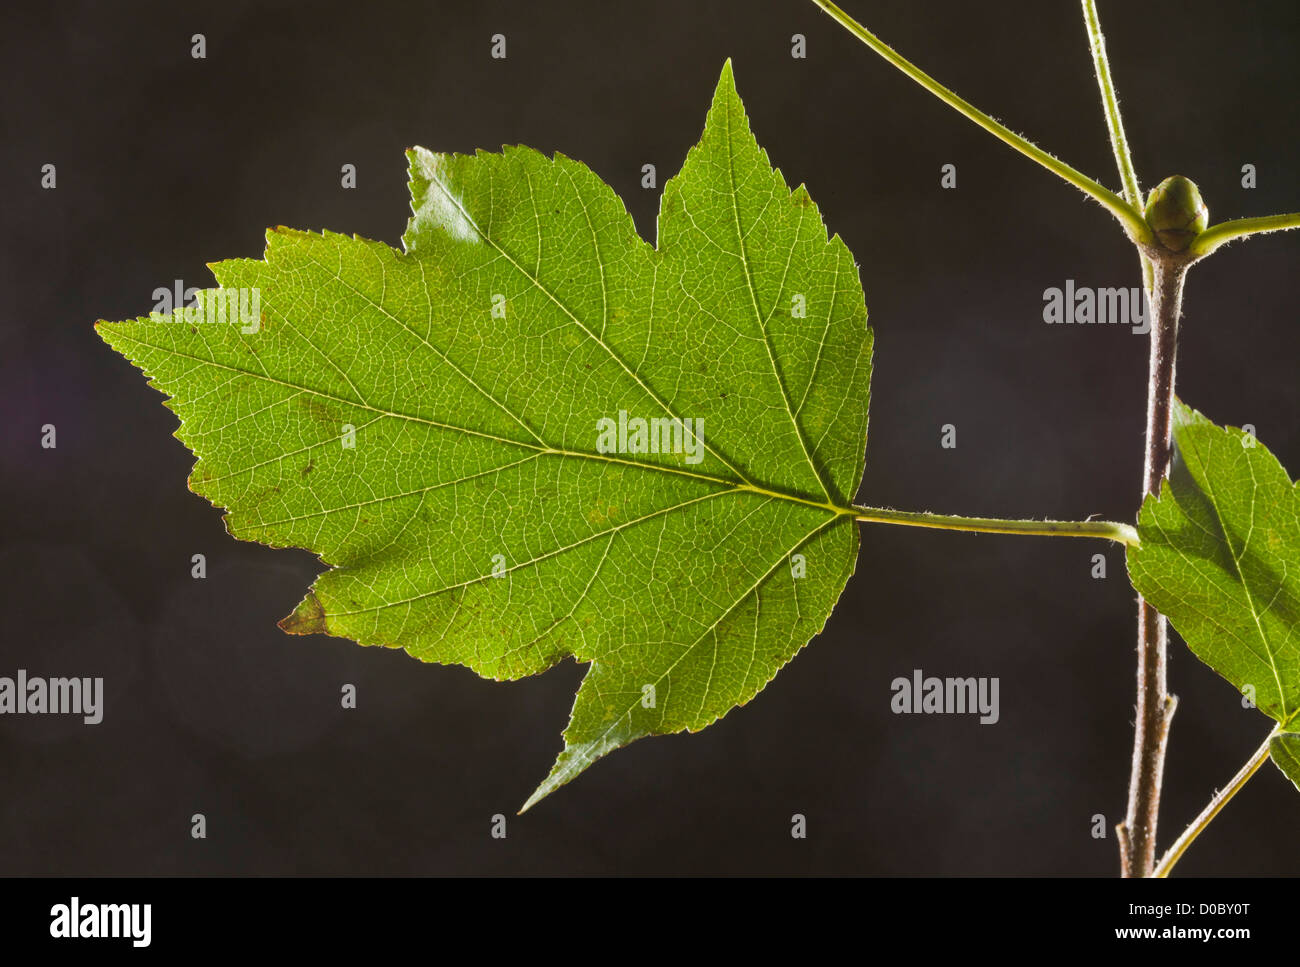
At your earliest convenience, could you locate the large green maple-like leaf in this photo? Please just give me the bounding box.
[96,62,872,808]
[1127,402,1300,787]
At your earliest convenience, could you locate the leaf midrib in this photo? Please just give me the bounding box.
[103,331,856,522]
[719,101,833,503]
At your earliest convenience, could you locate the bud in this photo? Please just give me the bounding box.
[1143,176,1208,253]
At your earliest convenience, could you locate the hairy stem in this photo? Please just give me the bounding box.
[807,0,1152,243]
[1081,0,1140,207]
[1152,728,1278,877]
[1190,211,1300,257]
[1120,256,1188,877]
[852,506,1137,545]
[1081,0,1153,294]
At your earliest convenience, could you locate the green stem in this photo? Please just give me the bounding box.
[1190,212,1300,257]
[852,505,1138,545]
[1081,0,1140,207]
[1151,728,1279,877]
[807,0,1152,244]
[1080,0,1154,294]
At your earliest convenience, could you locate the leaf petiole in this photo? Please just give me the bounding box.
[851,505,1138,545]
[1081,0,1154,294]
[1152,727,1280,877]
[1189,212,1300,257]
[807,0,1153,245]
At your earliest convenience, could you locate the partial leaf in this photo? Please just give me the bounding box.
[95,61,872,808]
[1269,733,1300,791]
[1127,402,1300,728]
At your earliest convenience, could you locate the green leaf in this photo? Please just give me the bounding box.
[1126,402,1300,728]
[1269,733,1300,791]
[95,61,872,809]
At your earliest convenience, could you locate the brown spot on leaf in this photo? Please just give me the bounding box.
[279,592,328,635]
[300,397,339,427]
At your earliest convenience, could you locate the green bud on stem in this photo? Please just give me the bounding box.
[1144,176,1208,253]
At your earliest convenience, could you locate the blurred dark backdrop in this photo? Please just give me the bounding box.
[1,0,1298,874]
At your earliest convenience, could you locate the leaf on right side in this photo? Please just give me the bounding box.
[1269,733,1300,792]
[1126,401,1300,787]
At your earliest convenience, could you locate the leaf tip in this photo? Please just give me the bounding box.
[1170,398,1217,453]
[405,145,433,169]
[517,785,548,815]
[717,57,736,90]
[279,591,329,636]
[519,741,592,814]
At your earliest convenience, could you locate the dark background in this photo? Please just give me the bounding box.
[2,0,1298,875]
